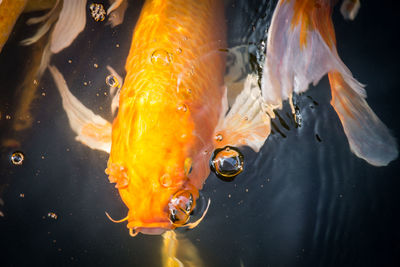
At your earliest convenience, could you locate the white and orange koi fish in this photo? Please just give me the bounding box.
[262,0,397,166]
[49,0,397,240]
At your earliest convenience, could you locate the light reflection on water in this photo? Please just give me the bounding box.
[0,1,399,266]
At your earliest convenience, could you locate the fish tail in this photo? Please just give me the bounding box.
[262,0,337,106]
[328,71,398,166]
[263,0,398,165]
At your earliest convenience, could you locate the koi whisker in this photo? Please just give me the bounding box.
[185,198,211,230]
[129,228,139,237]
[105,212,128,223]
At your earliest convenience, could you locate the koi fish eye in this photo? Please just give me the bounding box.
[210,146,244,182]
[168,190,195,226]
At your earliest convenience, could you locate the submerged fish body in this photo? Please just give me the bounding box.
[0,0,59,53]
[0,0,27,53]
[106,0,226,234]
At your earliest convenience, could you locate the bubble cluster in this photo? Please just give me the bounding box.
[47,212,58,220]
[89,3,106,22]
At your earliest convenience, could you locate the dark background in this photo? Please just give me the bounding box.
[0,1,399,266]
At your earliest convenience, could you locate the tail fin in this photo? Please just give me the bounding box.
[329,72,397,166]
[262,0,398,165]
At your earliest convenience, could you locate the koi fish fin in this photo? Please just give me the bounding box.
[263,0,397,165]
[161,231,204,267]
[20,0,60,46]
[21,0,85,75]
[107,0,128,27]
[262,0,338,107]
[50,0,87,53]
[25,0,60,25]
[214,74,271,152]
[329,72,398,166]
[48,65,112,153]
[340,0,360,20]
[106,65,123,116]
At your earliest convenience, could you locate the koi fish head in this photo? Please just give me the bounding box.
[105,159,200,236]
[105,93,206,236]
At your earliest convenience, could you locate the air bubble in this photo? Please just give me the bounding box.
[215,133,223,142]
[210,146,244,182]
[177,104,187,112]
[89,3,106,22]
[151,49,172,66]
[168,191,194,225]
[106,75,120,88]
[159,173,172,187]
[11,151,24,165]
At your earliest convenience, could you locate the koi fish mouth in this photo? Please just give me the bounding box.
[106,189,211,237]
[135,227,167,235]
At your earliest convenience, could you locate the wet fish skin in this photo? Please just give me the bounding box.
[107,0,226,234]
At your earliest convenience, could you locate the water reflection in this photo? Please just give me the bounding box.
[0,0,399,266]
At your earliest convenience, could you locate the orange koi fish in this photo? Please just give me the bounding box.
[49,0,397,238]
[50,0,269,236]
[106,0,228,235]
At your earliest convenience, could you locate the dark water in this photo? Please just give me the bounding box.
[0,1,399,266]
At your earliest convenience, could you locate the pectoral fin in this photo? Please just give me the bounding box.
[49,65,112,153]
[214,74,270,152]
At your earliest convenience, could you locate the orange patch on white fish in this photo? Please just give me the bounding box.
[263,0,397,166]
